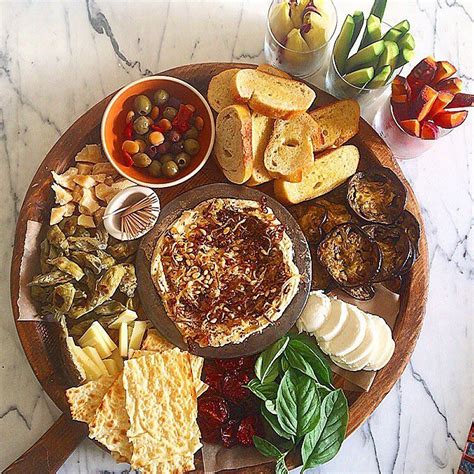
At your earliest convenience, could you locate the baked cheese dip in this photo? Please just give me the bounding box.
[151,198,300,347]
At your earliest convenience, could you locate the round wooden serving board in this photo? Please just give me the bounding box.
[9,63,428,473]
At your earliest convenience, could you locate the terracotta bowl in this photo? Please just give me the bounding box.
[101,76,215,188]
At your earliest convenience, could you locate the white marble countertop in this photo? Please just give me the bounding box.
[1,0,472,472]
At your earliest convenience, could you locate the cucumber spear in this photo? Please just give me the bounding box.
[377,41,399,72]
[349,11,365,50]
[333,14,355,74]
[396,47,415,69]
[344,67,375,87]
[367,65,391,88]
[346,40,385,73]
[398,32,415,51]
[358,14,382,50]
[369,0,387,21]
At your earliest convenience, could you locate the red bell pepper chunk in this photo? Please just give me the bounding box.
[124,122,133,139]
[122,151,134,167]
[172,104,194,133]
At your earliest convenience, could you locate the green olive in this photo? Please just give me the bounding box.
[183,138,200,156]
[176,152,191,169]
[159,153,174,164]
[134,95,152,115]
[133,116,150,135]
[132,152,152,168]
[153,89,170,106]
[148,160,162,177]
[162,160,179,178]
[162,106,178,121]
[184,126,199,139]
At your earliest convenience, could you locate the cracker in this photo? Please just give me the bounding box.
[142,454,195,474]
[123,350,201,469]
[66,375,115,424]
[141,330,175,352]
[88,374,133,462]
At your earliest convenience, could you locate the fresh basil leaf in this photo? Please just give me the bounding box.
[294,373,321,437]
[280,355,290,372]
[276,456,289,474]
[265,399,278,415]
[262,401,292,440]
[255,337,289,383]
[253,436,283,459]
[286,338,332,386]
[301,388,349,469]
[276,369,298,437]
[246,379,279,401]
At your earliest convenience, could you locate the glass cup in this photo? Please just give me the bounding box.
[325,23,404,108]
[264,0,338,78]
[372,98,452,160]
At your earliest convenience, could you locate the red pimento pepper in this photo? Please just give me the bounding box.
[172,104,194,133]
[122,150,134,167]
[124,122,133,139]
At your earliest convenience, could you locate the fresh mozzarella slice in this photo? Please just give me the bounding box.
[329,354,359,372]
[296,290,331,333]
[334,311,377,365]
[314,298,347,343]
[364,316,395,371]
[319,305,367,356]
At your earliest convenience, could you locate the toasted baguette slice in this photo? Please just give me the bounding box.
[309,99,360,152]
[231,69,316,119]
[207,68,241,113]
[246,113,274,187]
[256,64,292,79]
[215,105,253,184]
[264,113,322,183]
[274,145,360,204]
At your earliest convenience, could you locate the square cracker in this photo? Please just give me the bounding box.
[66,375,115,424]
[123,349,201,469]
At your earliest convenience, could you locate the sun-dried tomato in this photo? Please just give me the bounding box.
[215,357,245,372]
[172,104,193,133]
[198,417,220,443]
[221,420,239,448]
[236,415,264,447]
[203,363,224,394]
[222,370,252,403]
[198,396,229,426]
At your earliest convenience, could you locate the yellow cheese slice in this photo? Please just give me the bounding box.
[119,322,128,358]
[108,310,138,330]
[103,359,120,376]
[73,346,103,381]
[129,321,147,352]
[83,346,110,376]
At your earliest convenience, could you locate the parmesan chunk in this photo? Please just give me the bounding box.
[79,188,100,215]
[75,144,103,163]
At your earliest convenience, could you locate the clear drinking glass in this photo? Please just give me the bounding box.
[372,98,452,160]
[325,22,404,108]
[264,0,338,78]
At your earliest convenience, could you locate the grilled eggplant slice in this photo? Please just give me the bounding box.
[347,168,407,224]
[362,224,411,281]
[317,223,381,287]
[298,204,327,243]
[310,247,334,291]
[318,199,354,233]
[340,284,375,301]
[396,210,420,259]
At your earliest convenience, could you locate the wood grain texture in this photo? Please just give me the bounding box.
[9,63,428,473]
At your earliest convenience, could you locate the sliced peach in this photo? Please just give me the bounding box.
[400,119,421,137]
[392,102,410,121]
[435,77,463,95]
[407,56,437,93]
[446,93,474,109]
[432,110,468,129]
[420,122,439,140]
[392,76,411,102]
[431,61,456,84]
[426,91,454,119]
[411,85,438,121]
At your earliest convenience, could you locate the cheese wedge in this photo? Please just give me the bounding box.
[314,299,348,342]
[103,359,120,376]
[73,346,103,381]
[83,346,110,376]
[119,322,128,358]
[319,305,366,356]
[109,349,124,370]
[79,322,116,357]
[334,313,376,366]
[364,316,395,370]
[296,291,331,333]
[129,321,147,351]
[108,309,138,330]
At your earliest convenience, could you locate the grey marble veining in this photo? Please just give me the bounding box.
[0,0,472,473]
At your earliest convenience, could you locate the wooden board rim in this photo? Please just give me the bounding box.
[9,62,429,472]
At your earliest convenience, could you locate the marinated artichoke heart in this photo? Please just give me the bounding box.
[151,198,300,347]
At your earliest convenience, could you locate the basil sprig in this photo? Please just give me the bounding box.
[251,334,349,472]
